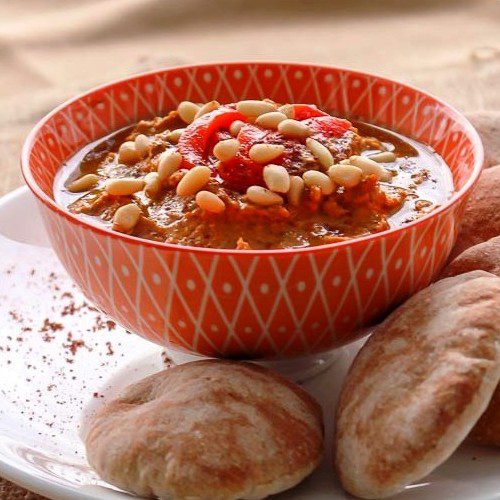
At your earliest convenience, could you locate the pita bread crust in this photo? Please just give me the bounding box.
[451,165,500,259]
[466,112,500,168]
[439,238,500,447]
[441,236,500,279]
[85,360,323,500]
[334,271,500,499]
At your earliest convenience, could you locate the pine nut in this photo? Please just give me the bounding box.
[306,138,334,170]
[177,101,200,124]
[255,111,288,129]
[213,139,240,162]
[347,155,391,181]
[176,165,211,196]
[158,150,182,183]
[246,186,283,206]
[263,164,290,193]
[144,172,160,197]
[277,119,311,138]
[194,100,220,120]
[367,151,397,163]
[67,173,99,192]
[229,120,245,136]
[195,190,226,214]
[134,134,150,157]
[112,203,142,233]
[167,128,185,143]
[328,164,363,188]
[236,100,276,117]
[302,170,334,195]
[105,177,145,196]
[277,104,294,118]
[118,141,140,163]
[288,175,305,206]
[249,143,285,163]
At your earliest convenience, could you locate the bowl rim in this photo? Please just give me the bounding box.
[21,61,484,256]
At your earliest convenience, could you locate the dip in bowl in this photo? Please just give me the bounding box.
[22,62,483,359]
[55,101,452,250]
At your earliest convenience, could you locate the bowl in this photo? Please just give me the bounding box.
[21,62,483,359]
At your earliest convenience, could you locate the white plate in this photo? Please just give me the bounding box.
[0,187,498,500]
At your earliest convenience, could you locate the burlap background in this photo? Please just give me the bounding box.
[0,0,498,497]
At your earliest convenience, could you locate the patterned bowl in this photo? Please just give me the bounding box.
[22,62,483,359]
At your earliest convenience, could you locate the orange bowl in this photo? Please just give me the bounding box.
[21,62,483,359]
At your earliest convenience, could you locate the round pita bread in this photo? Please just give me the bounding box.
[441,235,500,279]
[451,165,500,259]
[334,271,500,499]
[469,385,500,447]
[85,360,323,499]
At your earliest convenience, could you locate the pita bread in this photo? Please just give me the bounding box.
[439,238,500,447]
[441,236,500,279]
[451,165,500,259]
[334,271,500,499]
[85,360,323,500]
[469,385,500,447]
[466,111,500,168]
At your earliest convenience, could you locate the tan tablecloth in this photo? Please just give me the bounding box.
[0,0,499,497]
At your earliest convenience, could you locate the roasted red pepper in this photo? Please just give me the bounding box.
[178,103,353,192]
[218,124,274,190]
[303,115,353,141]
[290,104,329,120]
[178,107,246,169]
